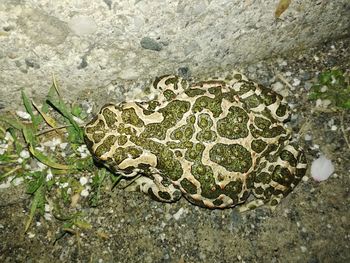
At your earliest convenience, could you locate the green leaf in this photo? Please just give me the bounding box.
[89,169,107,207]
[7,127,23,154]
[343,101,350,109]
[29,145,71,170]
[22,124,37,147]
[71,105,82,117]
[73,156,94,171]
[67,125,83,144]
[319,72,332,85]
[24,175,46,233]
[1,118,68,169]
[21,90,34,118]
[46,95,83,142]
[308,92,319,101]
[32,101,57,128]
[26,171,45,194]
[41,83,57,114]
[0,116,25,130]
[0,154,13,162]
[21,90,42,128]
[74,219,92,230]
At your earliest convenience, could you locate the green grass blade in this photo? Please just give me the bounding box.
[29,145,71,170]
[41,83,58,114]
[21,90,35,119]
[22,124,37,146]
[24,181,45,233]
[21,90,42,128]
[0,116,25,130]
[46,95,83,141]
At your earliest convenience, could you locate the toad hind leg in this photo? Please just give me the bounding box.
[127,175,182,203]
[239,144,307,212]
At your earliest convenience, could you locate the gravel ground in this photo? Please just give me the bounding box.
[0,36,349,263]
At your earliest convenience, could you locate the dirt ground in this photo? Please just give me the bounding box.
[0,37,349,263]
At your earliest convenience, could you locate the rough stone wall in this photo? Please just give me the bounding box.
[0,0,349,109]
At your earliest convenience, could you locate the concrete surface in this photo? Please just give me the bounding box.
[0,0,349,110]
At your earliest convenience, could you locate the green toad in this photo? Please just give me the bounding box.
[84,73,307,211]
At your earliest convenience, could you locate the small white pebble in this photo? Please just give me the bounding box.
[302,175,309,182]
[304,134,312,141]
[0,176,14,189]
[285,71,292,77]
[0,143,8,154]
[271,81,284,91]
[44,213,52,221]
[19,149,30,159]
[331,77,338,84]
[320,85,328,92]
[316,99,322,107]
[300,246,307,253]
[42,138,62,150]
[271,82,289,97]
[313,55,320,62]
[311,155,334,181]
[16,111,31,120]
[36,161,47,171]
[17,157,23,164]
[327,119,334,126]
[60,182,69,188]
[80,189,89,197]
[13,177,23,186]
[77,144,90,158]
[80,176,88,186]
[77,145,88,153]
[35,146,45,152]
[281,61,287,66]
[173,207,186,220]
[80,152,89,158]
[315,99,331,108]
[4,132,13,141]
[86,104,93,114]
[292,78,301,86]
[44,204,51,212]
[322,99,332,107]
[46,169,53,181]
[59,142,68,149]
[312,144,320,150]
[27,232,36,238]
[331,125,337,131]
